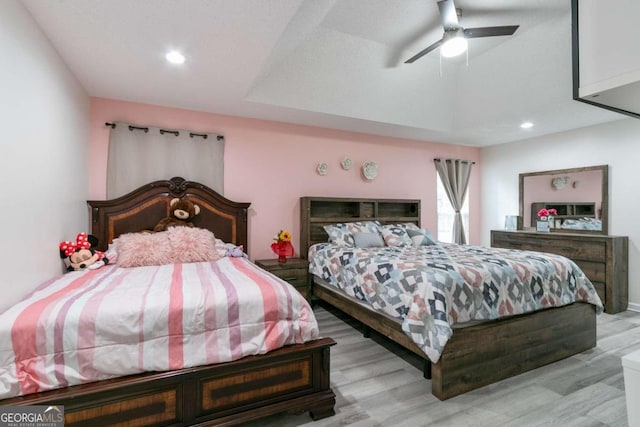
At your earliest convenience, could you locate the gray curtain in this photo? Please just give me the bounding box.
[107,122,224,198]
[434,158,473,244]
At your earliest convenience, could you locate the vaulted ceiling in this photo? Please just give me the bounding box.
[22,0,622,146]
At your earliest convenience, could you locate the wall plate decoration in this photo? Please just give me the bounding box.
[551,176,569,190]
[341,157,352,170]
[361,161,378,180]
[316,162,328,176]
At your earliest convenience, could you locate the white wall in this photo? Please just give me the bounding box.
[578,0,640,91]
[481,117,640,310]
[0,1,89,313]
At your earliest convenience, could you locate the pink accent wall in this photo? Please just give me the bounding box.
[89,98,481,260]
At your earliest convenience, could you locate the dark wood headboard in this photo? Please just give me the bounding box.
[299,197,421,258]
[88,177,251,251]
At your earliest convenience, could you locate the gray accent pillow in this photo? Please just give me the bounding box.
[353,231,385,248]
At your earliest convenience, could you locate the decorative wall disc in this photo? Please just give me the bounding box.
[316,162,328,176]
[551,176,569,190]
[361,161,378,180]
[341,157,353,170]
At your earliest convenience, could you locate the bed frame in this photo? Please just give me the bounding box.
[1,178,336,426]
[300,196,597,400]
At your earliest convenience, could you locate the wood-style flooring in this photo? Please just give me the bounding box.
[247,302,640,427]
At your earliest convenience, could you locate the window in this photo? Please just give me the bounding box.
[436,174,469,243]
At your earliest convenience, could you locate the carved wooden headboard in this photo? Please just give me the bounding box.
[88,177,250,251]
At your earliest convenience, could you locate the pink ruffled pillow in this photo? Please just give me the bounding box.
[117,227,220,268]
[166,227,220,263]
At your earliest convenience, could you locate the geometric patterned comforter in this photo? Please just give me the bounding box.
[309,242,603,363]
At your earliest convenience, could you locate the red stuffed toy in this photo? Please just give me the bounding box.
[59,233,109,272]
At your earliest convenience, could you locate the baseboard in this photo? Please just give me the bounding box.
[627,302,640,313]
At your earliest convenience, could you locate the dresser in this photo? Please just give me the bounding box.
[255,258,310,302]
[491,230,628,313]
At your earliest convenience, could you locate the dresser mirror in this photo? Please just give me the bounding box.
[519,165,608,234]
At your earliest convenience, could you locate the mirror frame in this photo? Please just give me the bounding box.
[518,165,609,235]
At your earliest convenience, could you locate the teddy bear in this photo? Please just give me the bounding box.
[59,233,109,272]
[154,198,201,232]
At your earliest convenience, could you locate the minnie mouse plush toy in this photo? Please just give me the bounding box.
[59,233,109,272]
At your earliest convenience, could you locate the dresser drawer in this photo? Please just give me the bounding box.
[270,268,307,284]
[574,260,606,283]
[254,258,311,302]
[492,234,605,262]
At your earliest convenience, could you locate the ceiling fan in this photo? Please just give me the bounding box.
[405,0,519,63]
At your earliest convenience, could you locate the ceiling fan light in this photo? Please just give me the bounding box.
[165,50,185,65]
[441,35,467,58]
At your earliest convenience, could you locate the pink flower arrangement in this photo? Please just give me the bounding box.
[537,208,558,221]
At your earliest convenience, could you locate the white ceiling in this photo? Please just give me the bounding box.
[22,0,623,147]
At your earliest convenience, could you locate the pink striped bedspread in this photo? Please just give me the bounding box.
[0,257,319,399]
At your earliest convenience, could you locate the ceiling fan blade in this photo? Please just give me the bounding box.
[404,38,443,63]
[463,25,519,38]
[437,0,460,30]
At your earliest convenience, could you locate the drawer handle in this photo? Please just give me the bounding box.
[282,276,298,281]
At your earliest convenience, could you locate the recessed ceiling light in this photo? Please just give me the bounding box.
[520,121,534,129]
[165,50,185,65]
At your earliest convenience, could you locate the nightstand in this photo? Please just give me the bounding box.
[255,258,310,302]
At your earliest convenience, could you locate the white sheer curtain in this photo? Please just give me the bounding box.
[434,158,473,244]
[106,122,224,198]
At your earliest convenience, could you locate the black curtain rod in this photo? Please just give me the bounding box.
[105,122,149,133]
[434,158,476,164]
[105,122,223,140]
[190,132,208,139]
[129,125,149,133]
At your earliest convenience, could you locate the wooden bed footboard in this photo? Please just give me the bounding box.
[432,301,596,400]
[1,338,336,426]
[313,278,596,400]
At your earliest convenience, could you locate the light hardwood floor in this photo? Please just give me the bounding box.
[248,302,640,427]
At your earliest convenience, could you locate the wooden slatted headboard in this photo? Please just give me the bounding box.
[299,196,421,258]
